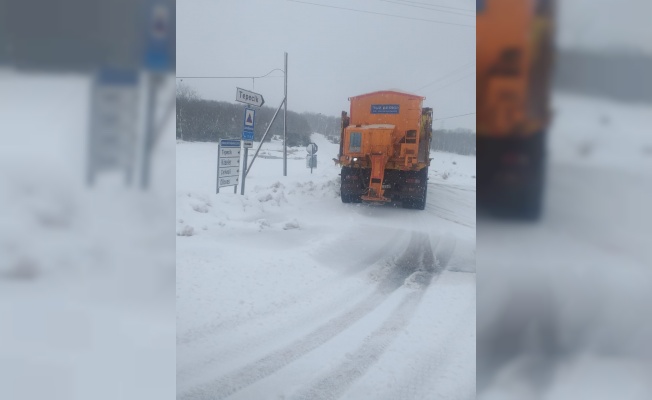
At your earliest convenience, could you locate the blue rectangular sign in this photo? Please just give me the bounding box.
[371,104,400,114]
[220,139,241,148]
[242,129,254,141]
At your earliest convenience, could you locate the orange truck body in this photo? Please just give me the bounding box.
[477,0,555,218]
[337,90,433,209]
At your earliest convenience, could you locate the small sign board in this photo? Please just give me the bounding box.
[244,109,255,127]
[242,108,255,141]
[219,166,239,177]
[242,129,254,141]
[371,104,400,114]
[236,87,265,107]
[306,154,317,169]
[243,140,253,148]
[218,176,239,187]
[87,67,139,186]
[306,143,318,154]
[144,1,171,71]
[219,147,241,158]
[217,139,242,192]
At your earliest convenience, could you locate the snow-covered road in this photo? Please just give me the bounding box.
[176,134,476,399]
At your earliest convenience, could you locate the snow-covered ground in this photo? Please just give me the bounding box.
[176,133,476,399]
[0,70,176,400]
[477,93,652,399]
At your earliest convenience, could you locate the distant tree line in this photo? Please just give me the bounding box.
[176,84,314,146]
[431,128,476,156]
[176,84,475,155]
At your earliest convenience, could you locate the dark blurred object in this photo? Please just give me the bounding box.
[0,0,175,71]
[0,1,176,399]
[476,0,555,219]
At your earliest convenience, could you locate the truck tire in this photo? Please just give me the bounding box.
[340,167,363,204]
[402,168,428,210]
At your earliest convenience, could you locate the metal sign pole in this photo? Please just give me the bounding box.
[141,72,159,189]
[216,142,220,194]
[241,143,248,195]
[283,52,288,177]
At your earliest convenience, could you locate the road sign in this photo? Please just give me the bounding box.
[220,139,241,148]
[219,147,241,158]
[244,109,255,127]
[217,139,242,192]
[219,157,238,167]
[218,176,239,187]
[236,87,265,107]
[243,140,253,148]
[306,154,317,172]
[242,130,254,141]
[219,166,239,177]
[306,143,318,154]
[144,1,171,71]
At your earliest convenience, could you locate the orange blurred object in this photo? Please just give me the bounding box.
[477,0,555,219]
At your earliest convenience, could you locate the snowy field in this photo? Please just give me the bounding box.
[0,70,176,400]
[176,133,476,399]
[477,93,652,399]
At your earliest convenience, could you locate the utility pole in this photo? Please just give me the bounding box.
[283,52,288,176]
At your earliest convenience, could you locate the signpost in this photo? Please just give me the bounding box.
[306,142,318,174]
[236,87,263,195]
[141,0,173,189]
[217,139,241,193]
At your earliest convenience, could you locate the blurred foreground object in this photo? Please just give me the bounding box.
[0,0,175,399]
[477,1,652,399]
[477,0,555,219]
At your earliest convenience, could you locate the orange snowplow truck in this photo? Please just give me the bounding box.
[337,90,433,209]
[477,0,555,219]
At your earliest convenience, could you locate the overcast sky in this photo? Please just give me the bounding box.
[176,0,476,131]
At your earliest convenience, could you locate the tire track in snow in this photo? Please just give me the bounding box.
[177,279,374,384]
[177,230,406,347]
[288,236,458,400]
[178,232,437,400]
[376,297,475,400]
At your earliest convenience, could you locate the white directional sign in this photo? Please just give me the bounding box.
[217,139,241,192]
[219,147,241,158]
[243,140,253,148]
[218,176,239,187]
[219,157,238,167]
[236,87,265,107]
[219,166,239,177]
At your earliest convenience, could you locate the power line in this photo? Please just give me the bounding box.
[433,112,475,121]
[415,61,474,92]
[428,70,474,92]
[286,0,475,28]
[379,0,475,17]
[392,0,475,12]
[177,68,285,79]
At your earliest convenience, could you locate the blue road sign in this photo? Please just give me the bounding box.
[242,108,255,141]
[220,139,241,148]
[242,129,254,141]
[144,1,172,71]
